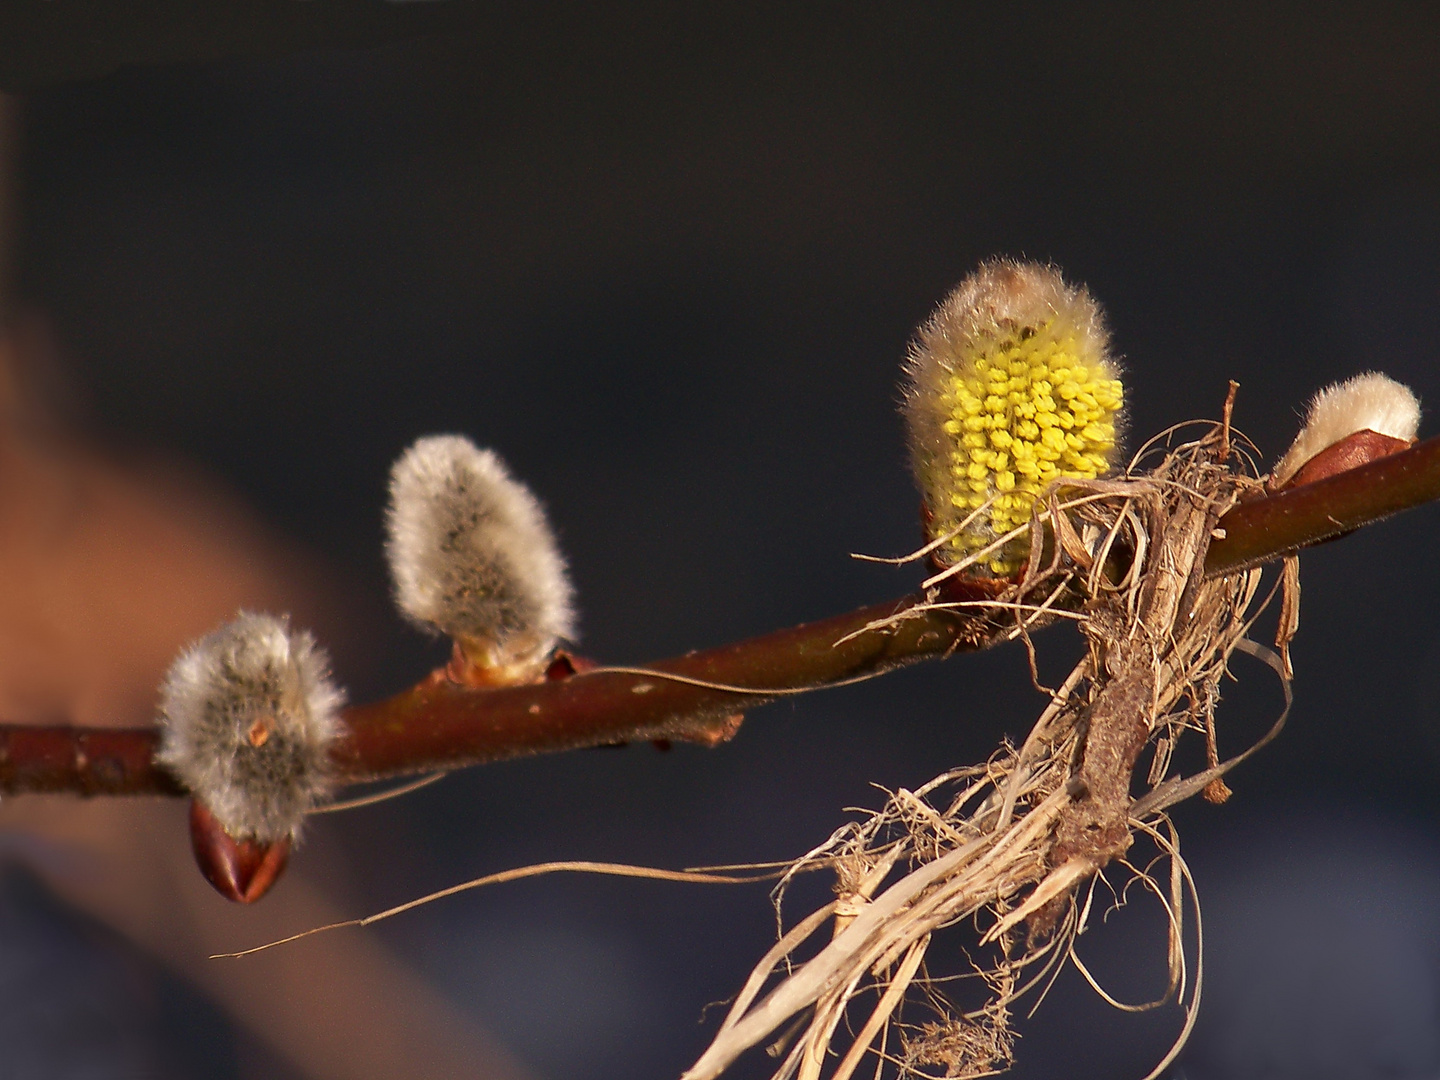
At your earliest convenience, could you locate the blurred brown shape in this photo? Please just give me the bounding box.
[0,92,533,1080]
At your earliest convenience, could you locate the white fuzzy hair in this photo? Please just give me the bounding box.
[385,436,576,669]
[156,612,345,843]
[1271,372,1420,486]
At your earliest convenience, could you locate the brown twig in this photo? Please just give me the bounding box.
[5,430,1440,799]
[1204,430,1440,575]
[0,726,180,795]
[334,594,999,781]
[0,595,1002,796]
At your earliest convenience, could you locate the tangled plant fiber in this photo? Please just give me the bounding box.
[684,412,1294,1080]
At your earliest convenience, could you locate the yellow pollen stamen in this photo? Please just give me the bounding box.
[903,260,1127,576]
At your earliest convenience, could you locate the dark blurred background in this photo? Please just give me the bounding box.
[3,3,1440,1078]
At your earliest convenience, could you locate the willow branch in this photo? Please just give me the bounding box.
[334,596,996,781]
[0,597,999,797]
[1204,432,1440,575]
[6,431,1440,799]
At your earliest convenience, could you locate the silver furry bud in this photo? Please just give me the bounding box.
[385,435,576,678]
[156,613,344,843]
[1271,372,1420,487]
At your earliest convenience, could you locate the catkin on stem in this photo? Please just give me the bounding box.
[903,260,1126,575]
[1271,372,1420,486]
[386,435,576,681]
[156,612,344,843]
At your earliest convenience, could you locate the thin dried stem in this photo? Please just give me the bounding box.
[212,860,777,959]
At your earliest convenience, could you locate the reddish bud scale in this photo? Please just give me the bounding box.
[544,649,598,680]
[933,572,1018,606]
[920,500,1029,601]
[1278,428,1414,490]
[189,799,291,903]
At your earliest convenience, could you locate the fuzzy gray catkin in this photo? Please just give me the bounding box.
[156,612,345,843]
[385,435,576,676]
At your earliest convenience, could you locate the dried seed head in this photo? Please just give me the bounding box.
[385,435,576,678]
[157,613,344,843]
[903,259,1126,574]
[1271,372,1420,486]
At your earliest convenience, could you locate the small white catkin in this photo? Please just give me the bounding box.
[385,435,576,672]
[156,612,345,843]
[1271,372,1421,485]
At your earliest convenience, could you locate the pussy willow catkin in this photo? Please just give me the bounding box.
[157,612,344,843]
[386,435,576,679]
[903,260,1125,575]
[1270,371,1420,487]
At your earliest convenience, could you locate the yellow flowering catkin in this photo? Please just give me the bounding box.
[903,260,1125,575]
